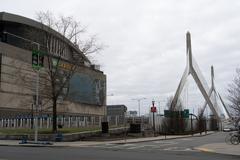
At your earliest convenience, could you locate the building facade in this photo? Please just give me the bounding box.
[107,105,127,125]
[0,12,106,128]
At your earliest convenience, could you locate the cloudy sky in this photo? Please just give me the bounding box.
[1,0,240,115]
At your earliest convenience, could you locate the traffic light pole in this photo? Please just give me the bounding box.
[153,111,155,134]
[151,101,156,136]
[34,43,40,143]
[2,31,41,143]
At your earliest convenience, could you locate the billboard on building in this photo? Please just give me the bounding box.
[68,73,106,106]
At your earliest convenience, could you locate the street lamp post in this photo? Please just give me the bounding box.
[157,100,166,115]
[132,98,146,117]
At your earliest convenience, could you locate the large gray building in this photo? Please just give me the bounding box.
[0,12,106,128]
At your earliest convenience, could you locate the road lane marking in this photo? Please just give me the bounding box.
[93,142,199,152]
[159,143,178,147]
[153,141,176,144]
[120,144,136,147]
[153,141,178,146]
[179,138,194,141]
[163,147,196,152]
[195,147,215,153]
[93,143,136,149]
[105,144,115,146]
[128,145,156,150]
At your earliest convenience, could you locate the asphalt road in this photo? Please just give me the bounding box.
[0,132,239,160]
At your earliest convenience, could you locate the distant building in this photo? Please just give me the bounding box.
[127,111,138,117]
[107,105,127,125]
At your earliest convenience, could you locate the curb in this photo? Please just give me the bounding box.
[194,147,240,157]
[0,143,57,148]
[0,143,72,148]
[0,132,215,147]
[112,132,215,144]
[194,143,240,156]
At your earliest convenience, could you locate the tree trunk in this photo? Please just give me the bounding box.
[52,99,57,133]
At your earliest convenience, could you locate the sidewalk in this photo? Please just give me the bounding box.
[0,132,213,147]
[195,143,240,156]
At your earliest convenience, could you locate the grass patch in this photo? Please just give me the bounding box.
[0,127,101,135]
[0,125,125,135]
[0,128,34,135]
[59,127,101,134]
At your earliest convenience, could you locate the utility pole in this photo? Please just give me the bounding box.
[132,98,146,117]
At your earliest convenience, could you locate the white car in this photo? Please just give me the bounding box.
[223,125,237,132]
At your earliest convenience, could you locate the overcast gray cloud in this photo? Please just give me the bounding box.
[1,0,240,115]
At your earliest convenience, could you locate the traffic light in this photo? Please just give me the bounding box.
[32,51,38,67]
[32,50,44,69]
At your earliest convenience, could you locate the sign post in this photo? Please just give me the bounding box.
[151,101,157,135]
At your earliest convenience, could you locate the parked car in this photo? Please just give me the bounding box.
[223,125,237,132]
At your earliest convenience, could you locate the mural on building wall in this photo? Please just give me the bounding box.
[68,73,106,106]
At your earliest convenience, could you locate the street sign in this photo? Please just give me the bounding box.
[164,109,189,118]
[164,110,170,117]
[182,109,189,118]
[151,106,157,113]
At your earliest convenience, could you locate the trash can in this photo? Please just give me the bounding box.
[20,135,28,144]
[101,122,109,133]
[130,123,141,133]
[55,132,63,142]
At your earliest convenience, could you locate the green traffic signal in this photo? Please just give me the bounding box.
[32,50,45,69]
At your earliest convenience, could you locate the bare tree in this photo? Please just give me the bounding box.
[228,68,240,117]
[36,11,103,56]
[33,11,103,133]
[166,96,183,111]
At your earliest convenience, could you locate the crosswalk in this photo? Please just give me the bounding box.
[92,139,197,152]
